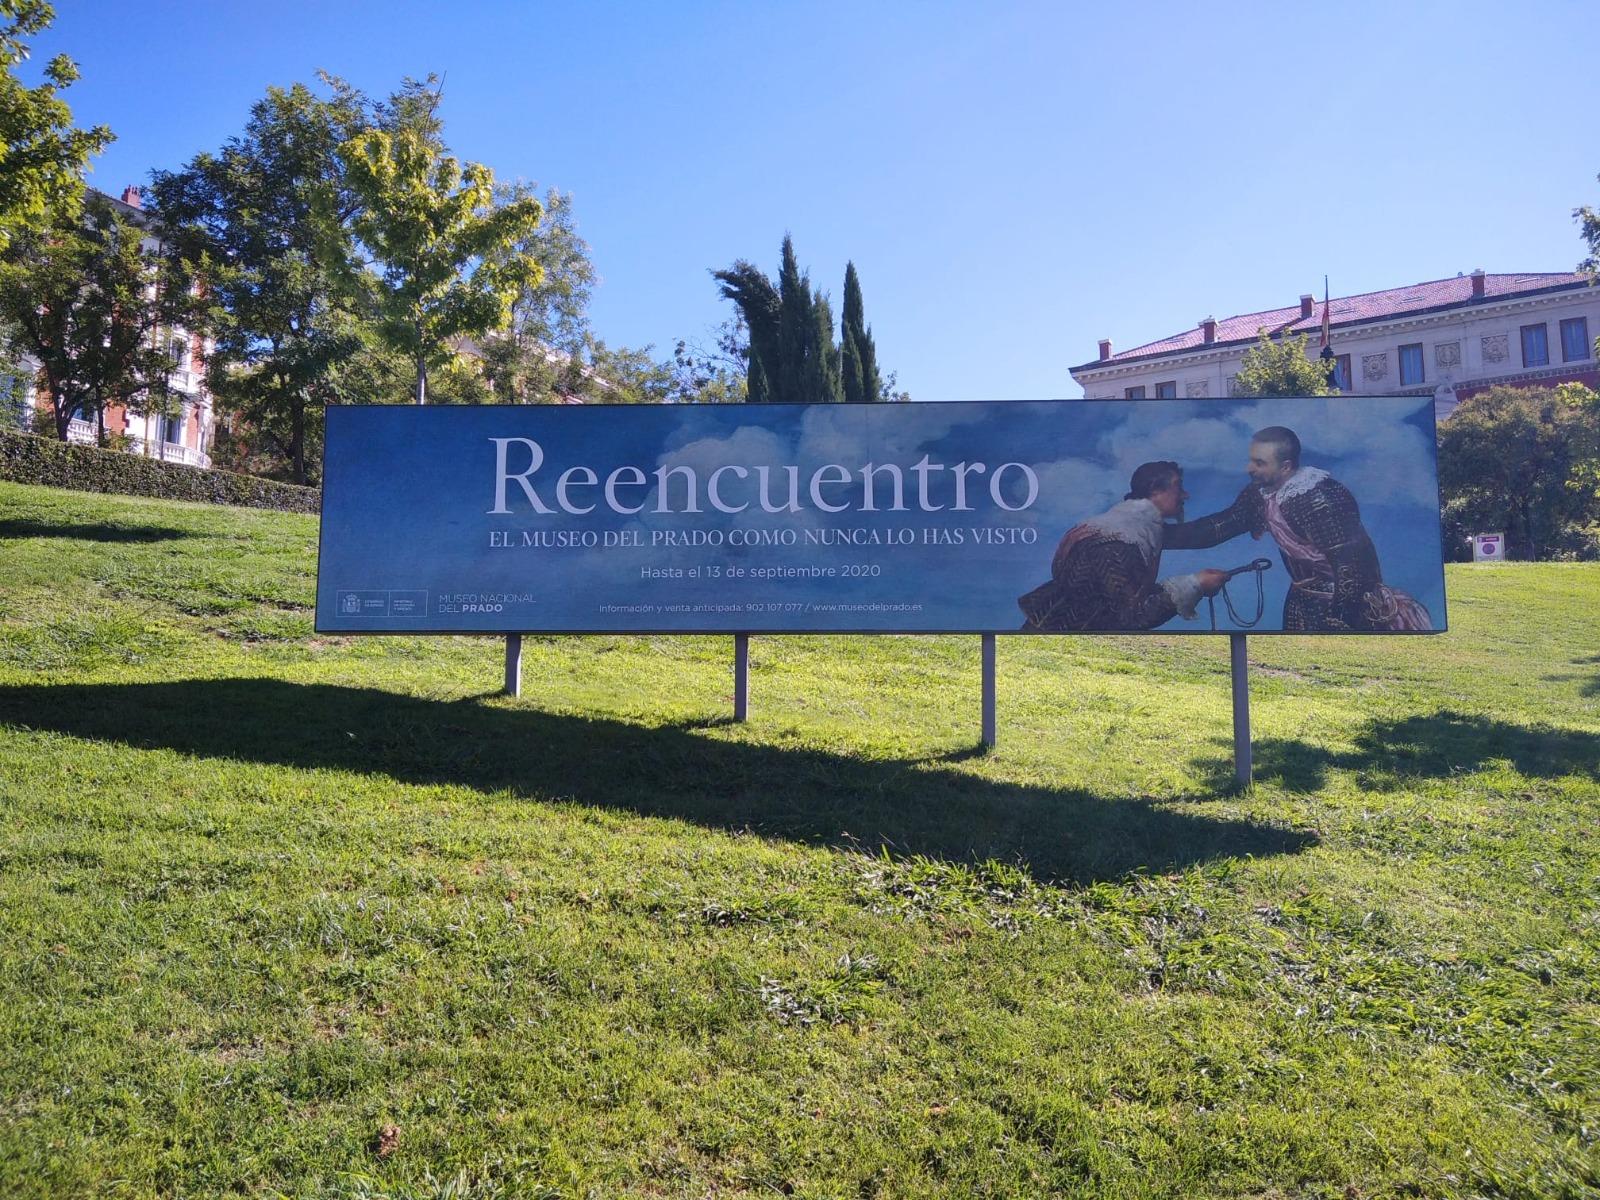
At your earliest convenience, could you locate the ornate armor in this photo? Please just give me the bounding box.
[1166,476,1387,631]
[1018,534,1179,632]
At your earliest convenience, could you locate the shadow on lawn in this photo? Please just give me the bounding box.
[0,519,195,543]
[1192,709,1600,792]
[0,677,1314,884]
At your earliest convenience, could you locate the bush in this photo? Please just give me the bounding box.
[0,430,319,513]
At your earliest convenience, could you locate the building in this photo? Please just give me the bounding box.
[1070,271,1600,419]
[14,186,216,467]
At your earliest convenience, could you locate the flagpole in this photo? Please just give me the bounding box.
[1320,275,1337,388]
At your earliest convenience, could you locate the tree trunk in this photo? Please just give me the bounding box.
[414,359,427,406]
[290,400,306,486]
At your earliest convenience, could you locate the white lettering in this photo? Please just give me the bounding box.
[605,465,647,514]
[990,462,1039,512]
[951,461,987,511]
[653,464,702,513]
[556,466,598,514]
[860,462,907,512]
[756,464,801,513]
[809,463,851,513]
[708,464,749,513]
[488,438,551,514]
[911,455,944,511]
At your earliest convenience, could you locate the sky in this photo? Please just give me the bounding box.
[29,0,1600,402]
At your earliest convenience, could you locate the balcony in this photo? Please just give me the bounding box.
[127,436,211,469]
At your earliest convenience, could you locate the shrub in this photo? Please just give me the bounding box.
[0,430,319,513]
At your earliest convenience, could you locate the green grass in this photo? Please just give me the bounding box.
[0,479,1596,1199]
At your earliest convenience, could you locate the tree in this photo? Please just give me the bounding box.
[476,183,599,404]
[806,290,843,404]
[669,313,750,404]
[1437,384,1600,561]
[0,1,111,251]
[148,77,368,484]
[1577,173,1600,276]
[337,79,544,405]
[840,261,881,404]
[1231,330,1337,398]
[712,261,778,403]
[714,235,844,403]
[0,192,180,440]
[1576,173,1600,358]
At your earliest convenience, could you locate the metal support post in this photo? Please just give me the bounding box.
[1230,633,1251,787]
[981,633,997,749]
[733,633,749,722]
[503,633,522,698]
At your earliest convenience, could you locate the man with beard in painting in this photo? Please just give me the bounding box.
[1164,425,1432,631]
[1018,461,1228,632]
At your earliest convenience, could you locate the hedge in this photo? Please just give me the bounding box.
[0,430,319,514]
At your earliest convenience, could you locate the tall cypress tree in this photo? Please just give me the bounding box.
[747,355,771,405]
[840,261,881,404]
[775,234,810,405]
[715,236,865,404]
[806,291,843,403]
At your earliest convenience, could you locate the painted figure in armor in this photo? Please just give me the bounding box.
[1019,462,1228,632]
[1165,426,1433,632]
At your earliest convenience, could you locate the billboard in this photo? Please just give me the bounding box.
[316,397,1447,635]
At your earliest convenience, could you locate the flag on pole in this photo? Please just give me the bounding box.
[1320,276,1331,351]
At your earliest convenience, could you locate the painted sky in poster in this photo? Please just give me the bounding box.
[315,398,1447,635]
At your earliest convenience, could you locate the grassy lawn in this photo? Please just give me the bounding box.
[0,479,1596,1199]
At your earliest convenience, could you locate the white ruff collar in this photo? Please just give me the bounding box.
[1080,497,1163,562]
[1271,466,1329,502]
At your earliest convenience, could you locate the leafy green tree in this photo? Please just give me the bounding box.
[1577,173,1600,358]
[1437,384,1600,560]
[715,235,843,403]
[840,261,881,404]
[149,78,368,484]
[337,80,544,405]
[1577,174,1600,276]
[712,261,778,403]
[0,1,111,251]
[0,192,180,440]
[668,314,750,404]
[1231,330,1337,397]
[477,184,599,404]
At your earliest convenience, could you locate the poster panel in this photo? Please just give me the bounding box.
[315,397,1447,635]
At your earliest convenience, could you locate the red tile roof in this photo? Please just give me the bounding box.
[1079,273,1594,370]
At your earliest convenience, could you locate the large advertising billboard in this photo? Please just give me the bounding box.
[316,398,1446,635]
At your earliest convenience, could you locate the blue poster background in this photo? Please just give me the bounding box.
[315,398,1447,635]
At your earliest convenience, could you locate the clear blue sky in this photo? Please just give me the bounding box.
[31,0,1600,400]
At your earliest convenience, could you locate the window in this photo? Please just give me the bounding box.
[1124,385,1146,399]
[169,336,187,370]
[0,375,22,428]
[1332,354,1352,391]
[1154,381,1177,399]
[1560,317,1591,362]
[162,412,184,445]
[1521,323,1549,367]
[1398,343,1424,386]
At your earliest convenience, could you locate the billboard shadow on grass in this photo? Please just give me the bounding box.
[0,519,198,543]
[0,677,1313,885]
[1189,710,1600,793]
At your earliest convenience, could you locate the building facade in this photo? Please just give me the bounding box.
[17,186,216,468]
[1070,271,1600,420]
